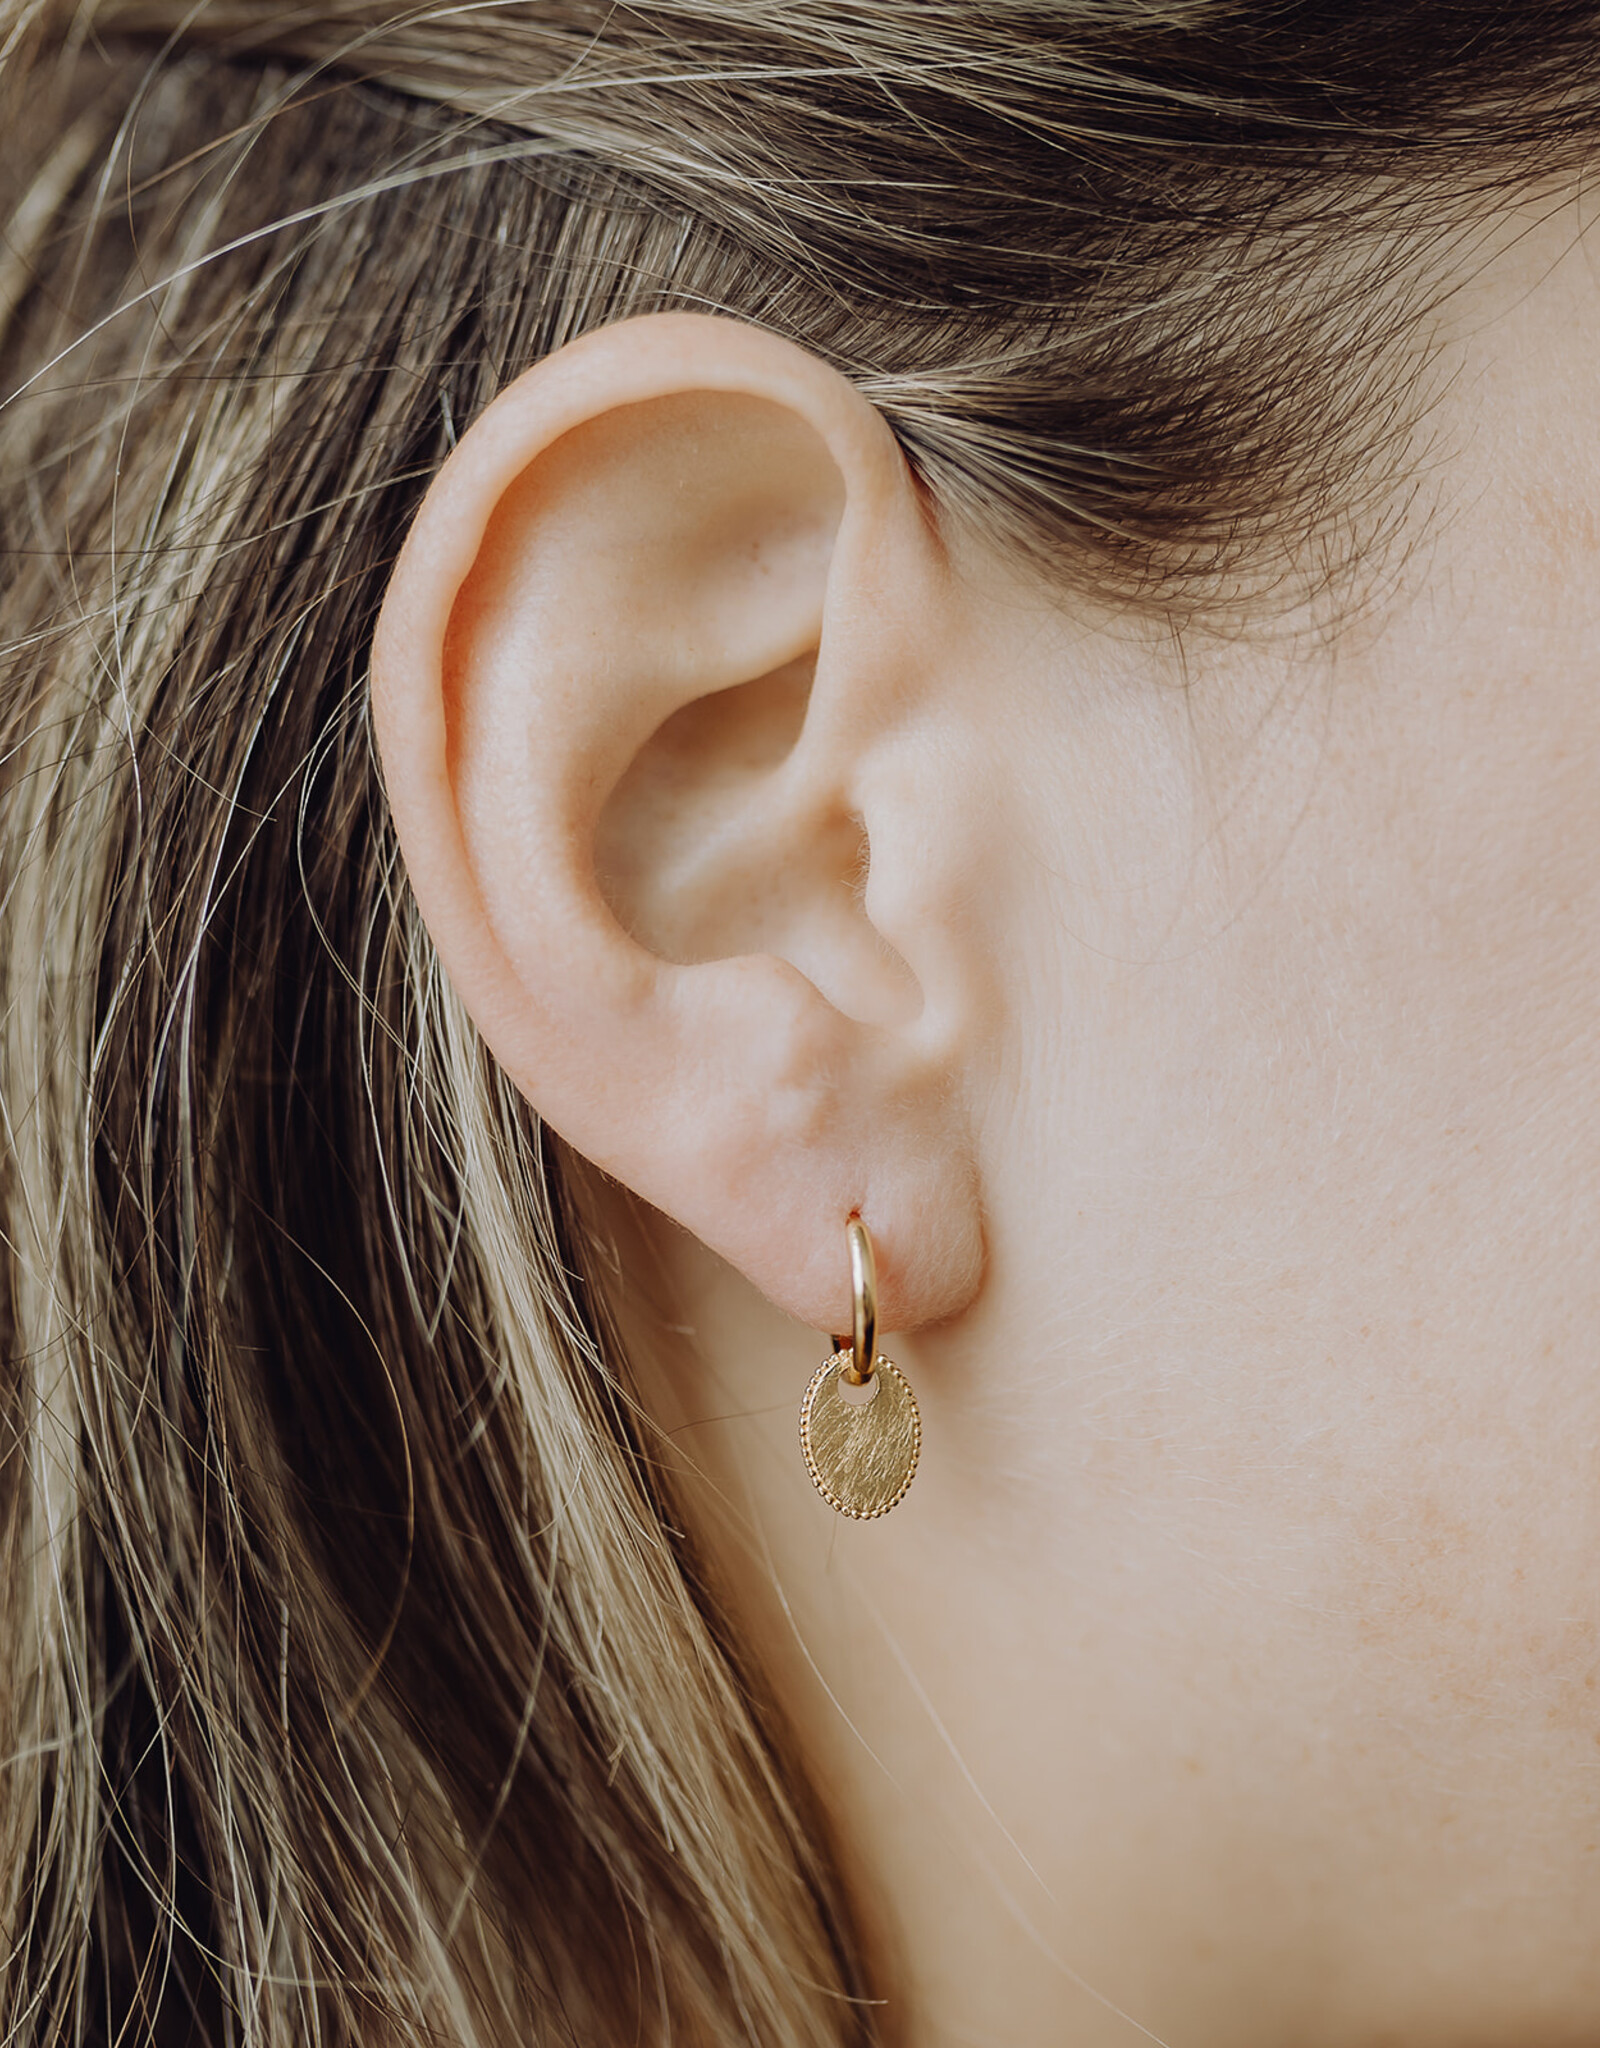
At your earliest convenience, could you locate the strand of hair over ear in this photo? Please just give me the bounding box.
[23,0,1592,611]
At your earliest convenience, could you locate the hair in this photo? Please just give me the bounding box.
[0,3,1596,2042]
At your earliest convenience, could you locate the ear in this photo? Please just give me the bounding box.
[372,314,983,1335]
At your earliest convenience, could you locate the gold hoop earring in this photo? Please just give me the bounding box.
[799,1215,921,1519]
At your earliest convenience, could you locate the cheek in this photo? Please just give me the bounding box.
[966,629,1600,1830]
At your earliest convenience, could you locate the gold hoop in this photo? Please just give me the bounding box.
[831,1213,877,1387]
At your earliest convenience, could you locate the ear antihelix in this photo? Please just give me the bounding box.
[799,1215,921,1518]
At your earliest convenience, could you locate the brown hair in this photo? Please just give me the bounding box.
[1,4,1596,2042]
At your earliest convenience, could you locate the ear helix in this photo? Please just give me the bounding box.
[799,1215,922,1518]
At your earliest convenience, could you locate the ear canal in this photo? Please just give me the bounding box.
[595,657,923,1028]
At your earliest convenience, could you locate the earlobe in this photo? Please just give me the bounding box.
[372,314,983,1335]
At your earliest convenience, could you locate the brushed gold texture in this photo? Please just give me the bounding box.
[799,1352,921,1519]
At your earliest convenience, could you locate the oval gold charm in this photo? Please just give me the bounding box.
[799,1352,921,1519]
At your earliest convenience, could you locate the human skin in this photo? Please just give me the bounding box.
[374,192,1600,2045]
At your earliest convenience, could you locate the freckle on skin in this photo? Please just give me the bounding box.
[1522,487,1600,565]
